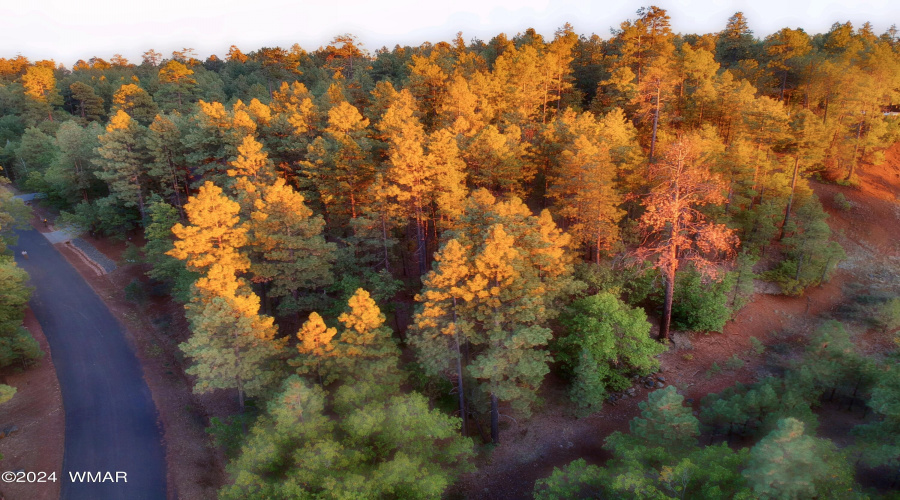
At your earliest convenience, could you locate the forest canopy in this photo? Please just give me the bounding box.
[2,6,899,498]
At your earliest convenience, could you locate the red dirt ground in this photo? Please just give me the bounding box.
[0,307,65,500]
[456,144,900,499]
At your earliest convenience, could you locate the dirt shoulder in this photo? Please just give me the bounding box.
[0,307,65,500]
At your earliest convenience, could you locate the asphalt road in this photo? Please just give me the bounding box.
[12,229,166,500]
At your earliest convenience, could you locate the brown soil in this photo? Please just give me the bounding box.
[457,144,900,499]
[0,308,65,500]
[29,204,227,500]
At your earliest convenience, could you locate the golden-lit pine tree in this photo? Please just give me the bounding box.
[426,128,469,232]
[464,224,554,444]
[111,83,159,125]
[411,189,575,443]
[303,100,375,224]
[250,178,335,315]
[22,64,61,122]
[461,124,533,196]
[182,290,283,410]
[332,288,403,410]
[227,134,277,214]
[547,134,623,262]
[410,239,475,435]
[437,75,485,136]
[294,311,337,384]
[378,90,435,274]
[168,181,250,301]
[156,60,198,112]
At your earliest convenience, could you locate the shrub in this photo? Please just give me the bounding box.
[124,278,147,304]
[706,362,722,379]
[558,292,664,415]
[833,193,852,211]
[749,337,765,355]
[121,242,143,265]
[671,269,735,333]
[874,297,900,332]
[725,354,745,371]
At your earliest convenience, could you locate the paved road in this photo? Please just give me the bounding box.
[13,229,166,500]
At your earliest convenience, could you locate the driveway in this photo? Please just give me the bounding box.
[13,228,166,500]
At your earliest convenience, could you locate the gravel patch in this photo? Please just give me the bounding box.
[71,238,117,273]
[43,229,80,244]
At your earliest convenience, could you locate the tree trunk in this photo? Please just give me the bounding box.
[453,299,467,437]
[415,211,428,276]
[490,392,499,444]
[780,70,788,102]
[660,270,675,341]
[381,212,391,272]
[780,156,800,241]
[649,84,661,161]
[846,119,864,181]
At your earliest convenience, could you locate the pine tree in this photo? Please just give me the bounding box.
[744,418,857,498]
[156,60,198,112]
[68,81,105,123]
[182,100,254,184]
[716,12,756,68]
[461,124,533,196]
[181,292,283,409]
[547,133,623,261]
[294,312,337,383]
[465,224,554,443]
[111,83,159,125]
[625,386,699,455]
[226,134,277,214]
[331,288,403,411]
[221,376,473,499]
[559,292,664,415]
[168,181,249,301]
[378,89,437,274]
[636,136,738,340]
[94,110,151,220]
[146,113,189,213]
[144,196,197,303]
[410,238,475,434]
[46,120,101,203]
[410,189,575,442]
[302,100,375,224]
[22,64,60,122]
[249,178,336,315]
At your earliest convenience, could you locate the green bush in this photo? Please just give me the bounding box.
[833,193,852,211]
[874,297,900,332]
[764,198,845,295]
[671,269,735,333]
[725,354,745,370]
[0,325,43,368]
[558,292,664,416]
[124,278,147,304]
[121,242,143,265]
[750,336,765,355]
[207,410,260,458]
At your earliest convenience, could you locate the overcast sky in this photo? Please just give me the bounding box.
[1,0,897,66]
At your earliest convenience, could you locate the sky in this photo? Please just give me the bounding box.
[0,0,898,66]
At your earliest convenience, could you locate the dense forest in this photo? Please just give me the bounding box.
[2,6,900,498]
